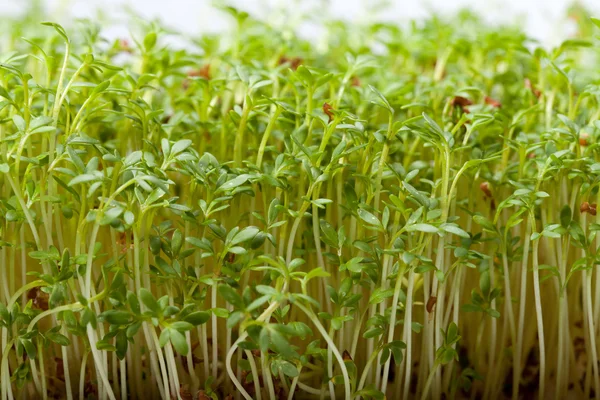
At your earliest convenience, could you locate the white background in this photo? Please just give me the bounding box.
[1,0,599,47]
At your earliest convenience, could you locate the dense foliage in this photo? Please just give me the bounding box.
[1,3,600,399]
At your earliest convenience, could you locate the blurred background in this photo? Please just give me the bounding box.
[0,0,598,47]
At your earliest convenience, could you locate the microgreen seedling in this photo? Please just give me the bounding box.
[1,4,600,400]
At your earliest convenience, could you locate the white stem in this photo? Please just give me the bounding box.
[86,325,116,400]
[295,303,351,400]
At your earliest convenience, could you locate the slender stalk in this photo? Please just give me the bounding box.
[513,220,531,400]
[295,303,351,400]
[420,362,439,400]
[529,215,546,399]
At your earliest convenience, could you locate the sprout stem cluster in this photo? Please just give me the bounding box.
[1,4,600,400]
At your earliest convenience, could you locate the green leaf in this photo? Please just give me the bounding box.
[171,229,183,256]
[280,361,299,377]
[100,206,124,225]
[210,308,229,318]
[343,257,364,273]
[369,288,394,304]
[159,329,170,347]
[218,174,250,191]
[441,224,469,238]
[295,65,314,86]
[267,198,280,225]
[218,285,244,308]
[100,310,131,325]
[21,339,36,359]
[412,322,423,333]
[170,139,192,156]
[363,327,384,338]
[185,237,212,252]
[230,226,260,246]
[227,311,245,328]
[358,209,381,228]
[139,288,160,313]
[96,340,116,351]
[542,230,561,239]
[124,211,135,225]
[91,80,110,95]
[170,321,194,332]
[270,331,294,358]
[116,331,128,360]
[368,85,393,114]
[306,267,330,281]
[479,271,490,296]
[462,304,482,313]
[473,215,496,232]
[259,328,270,352]
[68,174,98,186]
[12,115,25,131]
[355,387,385,400]
[256,285,278,296]
[319,219,339,248]
[550,60,569,82]
[144,32,157,51]
[408,223,438,233]
[127,292,141,315]
[46,333,70,346]
[41,22,70,43]
[438,348,457,365]
[228,246,247,255]
[126,322,142,338]
[183,311,210,325]
[246,295,270,312]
